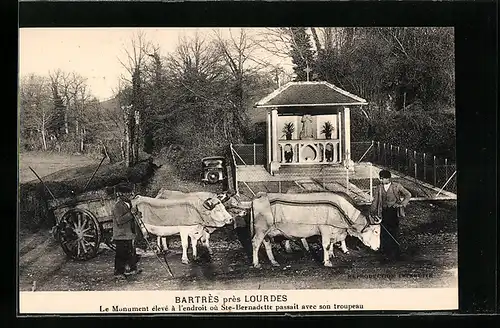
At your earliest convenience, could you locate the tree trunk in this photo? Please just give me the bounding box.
[310,28,323,54]
[80,127,84,153]
[41,129,47,151]
[123,107,132,167]
[120,140,125,161]
[64,111,69,134]
[129,114,136,167]
[133,110,140,163]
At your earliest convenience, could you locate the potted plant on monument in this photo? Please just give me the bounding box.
[321,121,334,139]
[282,122,295,140]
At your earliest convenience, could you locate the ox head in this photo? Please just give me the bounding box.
[358,223,380,251]
[214,192,248,219]
[202,196,234,226]
[353,209,381,251]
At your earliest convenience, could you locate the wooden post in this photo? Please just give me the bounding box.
[253,143,256,165]
[278,180,282,193]
[433,155,437,186]
[405,148,408,174]
[413,150,417,177]
[390,144,393,167]
[397,146,400,171]
[384,142,387,166]
[377,141,381,163]
[423,152,427,181]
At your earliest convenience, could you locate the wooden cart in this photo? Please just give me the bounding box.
[48,189,117,261]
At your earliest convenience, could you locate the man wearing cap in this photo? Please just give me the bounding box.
[112,184,142,280]
[370,169,412,262]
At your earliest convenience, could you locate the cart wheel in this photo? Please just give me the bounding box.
[58,208,102,261]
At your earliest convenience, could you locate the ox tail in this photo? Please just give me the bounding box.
[250,205,254,238]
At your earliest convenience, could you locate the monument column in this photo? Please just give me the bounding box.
[270,108,280,174]
[266,110,271,167]
[343,106,353,167]
[338,110,343,163]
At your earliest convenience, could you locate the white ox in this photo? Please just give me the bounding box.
[282,189,349,257]
[250,192,381,268]
[153,189,245,256]
[131,194,233,264]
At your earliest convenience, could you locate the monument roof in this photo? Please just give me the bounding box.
[255,81,368,108]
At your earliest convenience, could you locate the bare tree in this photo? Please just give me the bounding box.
[19,74,54,151]
[118,30,152,166]
[213,28,266,141]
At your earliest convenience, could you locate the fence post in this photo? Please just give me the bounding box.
[383,143,386,165]
[278,180,281,193]
[390,144,393,167]
[413,151,418,179]
[397,146,400,172]
[423,152,427,182]
[377,141,380,162]
[433,156,437,186]
[405,148,408,174]
[253,143,256,165]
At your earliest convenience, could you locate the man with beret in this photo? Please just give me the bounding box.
[112,183,142,280]
[370,169,412,262]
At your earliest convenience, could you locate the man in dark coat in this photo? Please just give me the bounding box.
[112,183,142,279]
[370,170,412,262]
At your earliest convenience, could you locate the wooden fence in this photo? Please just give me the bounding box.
[352,141,457,194]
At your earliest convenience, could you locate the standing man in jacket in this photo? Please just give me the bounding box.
[112,183,142,279]
[370,169,412,262]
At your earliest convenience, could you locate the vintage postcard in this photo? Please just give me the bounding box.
[18,27,458,314]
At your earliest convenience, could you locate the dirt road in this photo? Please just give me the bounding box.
[19,201,457,291]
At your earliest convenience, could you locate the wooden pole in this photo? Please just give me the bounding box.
[29,167,57,201]
[253,143,256,165]
[383,143,386,165]
[423,152,427,181]
[397,146,400,171]
[83,156,107,192]
[405,148,408,174]
[377,141,380,162]
[436,170,457,197]
[390,144,393,167]
[433,156,437,186]
[413,150,417,178]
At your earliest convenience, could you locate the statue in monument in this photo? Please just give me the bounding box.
[299,114,314,139]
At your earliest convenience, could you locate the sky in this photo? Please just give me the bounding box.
[19,28,293,101]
